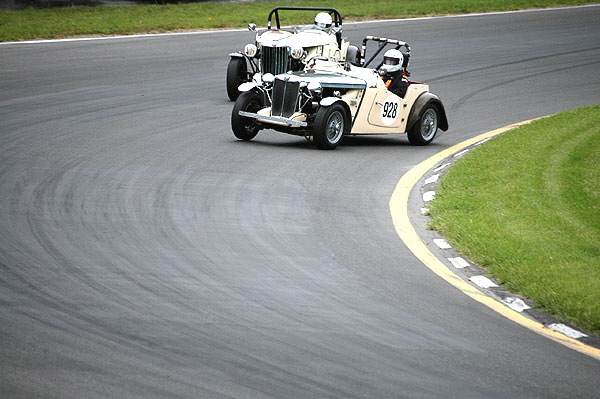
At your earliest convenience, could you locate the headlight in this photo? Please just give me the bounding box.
[290,46,304,60]
[244,44,258,58]
[262,73,274,83]
[307,81,322,93]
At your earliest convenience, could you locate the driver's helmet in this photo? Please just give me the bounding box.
[381,49,404,73]
[314,12,333,30]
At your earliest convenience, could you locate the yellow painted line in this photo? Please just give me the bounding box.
[389,120,600,361]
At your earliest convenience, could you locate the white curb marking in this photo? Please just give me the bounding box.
[453,149,470,158]
[433,163,451,172]
[424,174,439,185]
[475,137,493,146]
[469,275,498,288]
[448,257,470,269]
[433,239,452,249]
[548,323,588,339]
[502,297,531,312]
[423,191,436,202]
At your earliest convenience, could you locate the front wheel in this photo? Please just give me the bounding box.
[231,91,263,141]
[407,104,439,146]
[226,57,248,101]
[313,104,347,150]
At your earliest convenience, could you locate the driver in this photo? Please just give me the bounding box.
[380,49,409,98]
[314,12,333,31]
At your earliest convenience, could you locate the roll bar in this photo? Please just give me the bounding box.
[267,7,343,30]
[360,36,411,69]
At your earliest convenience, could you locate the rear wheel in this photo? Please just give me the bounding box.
[407,104,439,146]
[226,57,248,101]
[231,91,262,141]
[313,104,347,150]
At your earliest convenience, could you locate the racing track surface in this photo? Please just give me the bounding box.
[1,6,599,398]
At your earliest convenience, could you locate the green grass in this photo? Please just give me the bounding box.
[429,105,600,335]
[0,0,596,42]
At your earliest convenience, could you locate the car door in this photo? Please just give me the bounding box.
[367,89,408,130]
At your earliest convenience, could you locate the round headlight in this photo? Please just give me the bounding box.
[290,46,304,60]
[262,73,275,83]
[308,81,322,92]
[244,44,258,58]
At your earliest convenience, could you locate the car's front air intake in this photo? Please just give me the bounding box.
[271,78,299,118]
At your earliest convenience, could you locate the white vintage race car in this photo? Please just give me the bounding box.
[230,36,448,149]
[226,7,354,101]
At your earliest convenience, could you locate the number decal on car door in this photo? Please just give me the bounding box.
[380,95,400,126]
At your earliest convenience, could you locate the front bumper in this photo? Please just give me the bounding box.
[238,110,308,127]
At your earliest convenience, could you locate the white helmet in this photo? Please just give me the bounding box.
[314,12,332,30]
[381,49,404,73]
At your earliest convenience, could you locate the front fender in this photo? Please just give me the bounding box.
[319,97,340,107]
[240,86,270,108]
[238,82,259,92]
[407,92,449,132]
[318,98,352,132]
[229,52,259,75]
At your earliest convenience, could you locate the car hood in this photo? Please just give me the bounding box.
[276,71,368,90]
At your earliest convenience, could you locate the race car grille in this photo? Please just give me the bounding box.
[261,46,289,76]
[271,78,299,118]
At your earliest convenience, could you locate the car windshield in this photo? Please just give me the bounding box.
[298,24,330,32]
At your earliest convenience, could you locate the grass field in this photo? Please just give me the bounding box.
[0,0,597,42]
[429,105,600,335]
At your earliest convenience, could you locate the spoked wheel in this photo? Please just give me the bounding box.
[407,104,439,146]
[313,104,347,150]
[231,91,262,141]
[226,57,248,101]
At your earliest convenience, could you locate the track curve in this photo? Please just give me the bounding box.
[1,6,599,399]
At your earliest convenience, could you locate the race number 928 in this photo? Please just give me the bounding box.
[380,95,400,126]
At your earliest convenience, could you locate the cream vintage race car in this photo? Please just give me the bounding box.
[226,7,354,101]
[230,36,448,149]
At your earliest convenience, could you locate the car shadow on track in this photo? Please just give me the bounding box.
[229,133,417,150]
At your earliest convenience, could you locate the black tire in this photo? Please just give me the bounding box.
[407,104,439,146]
[231,91,262,141]
[226,57,248,101]
[313,104,347,150]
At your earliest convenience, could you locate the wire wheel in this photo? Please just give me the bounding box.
[420,108,438,141]
[326,112,344,143]
[313,104,347,150]
[408,104,439,146]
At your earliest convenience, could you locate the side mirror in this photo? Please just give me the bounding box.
[248,23,257,32]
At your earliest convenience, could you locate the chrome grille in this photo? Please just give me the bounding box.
[261,46,290,76]
[272,78,299,118]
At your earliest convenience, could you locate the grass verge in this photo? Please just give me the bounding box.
[429,105,600,335]
[0,0,597,42]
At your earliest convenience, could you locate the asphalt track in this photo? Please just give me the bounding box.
[1,6,599,399]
